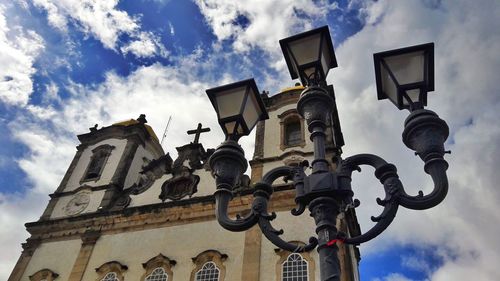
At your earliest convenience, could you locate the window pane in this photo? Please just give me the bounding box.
[285,121,302,146]
[195,262,220,281]
[282,253,308,281]
[145,267,168,281]
[384,51,425,85]
[101,272,119,281]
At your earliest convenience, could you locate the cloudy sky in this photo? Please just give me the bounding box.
[0,0,499,280]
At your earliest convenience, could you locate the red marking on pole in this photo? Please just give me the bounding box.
[326,239,344,246]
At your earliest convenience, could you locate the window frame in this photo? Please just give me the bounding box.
[81,144,115,183]
[190,250,227,281]
[95,261,127,281]
[281,253,309,281]
[279,109,306,150]
[194,261,220,281]
[141,254,176,281]
[29,269,59,281]
[275,243,315,281]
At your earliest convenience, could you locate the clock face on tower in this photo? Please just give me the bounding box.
[64,191,91,216]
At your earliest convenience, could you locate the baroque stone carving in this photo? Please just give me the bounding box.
[130,154,173,195]
[159,166,200,201]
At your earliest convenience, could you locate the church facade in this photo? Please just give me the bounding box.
[8,86,360,281]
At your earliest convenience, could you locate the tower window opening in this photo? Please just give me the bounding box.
[285,119,302,146]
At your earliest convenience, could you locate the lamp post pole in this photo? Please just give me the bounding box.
[206,26,450,281]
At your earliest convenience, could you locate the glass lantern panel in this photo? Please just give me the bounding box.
[381,63,399,105]
[242,91,261,132]
[403,89,421,106]
[214,86,247,119]
[224,121,237,135]
[320,36,332,78]
[288,33,321,68]
[384,51,425,85]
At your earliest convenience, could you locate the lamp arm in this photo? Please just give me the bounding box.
[398,158,448,210]
[214,188,260,232]
[399,109,450,210]
[255,166,318,252]
[339,154,402,245]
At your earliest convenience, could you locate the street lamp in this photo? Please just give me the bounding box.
[280,26,337,86]
[207,26,449,281]
[374,43,435,111]
[206,78,268,141]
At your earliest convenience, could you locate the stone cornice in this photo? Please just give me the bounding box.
[77,124,163,156]
[250,147,337,165]
[25,187,297,243]
[264,88,302,112]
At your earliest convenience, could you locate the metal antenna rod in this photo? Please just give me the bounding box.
[160,116,172,147]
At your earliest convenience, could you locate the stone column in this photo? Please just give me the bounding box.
[8,238,41,281]
[68,230,101,281]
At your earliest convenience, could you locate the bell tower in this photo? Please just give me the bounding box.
[40,114,164,220]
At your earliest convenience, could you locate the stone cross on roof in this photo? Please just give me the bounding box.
[187,123,210,144]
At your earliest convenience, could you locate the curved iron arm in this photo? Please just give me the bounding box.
[338,154,401,245]
[256,166,318,252]
[398,109,450,210]
[214,188,260,232]
[397,158,448,210]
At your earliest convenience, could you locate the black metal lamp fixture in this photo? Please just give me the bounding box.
[374,43,435,111]
[206,78,268,141]
[280,26,337,86]
[206,26,449,281]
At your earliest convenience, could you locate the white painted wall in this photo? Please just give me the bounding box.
[123,145,154,189]
[21,239,81,281]
[64,139,128,192]
[128,174,170,207]
[263,104,315,159]
[82,221,245,281]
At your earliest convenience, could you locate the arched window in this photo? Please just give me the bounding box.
[29,269,59,281]
[191,250,227,281]
[141,254,175,281]
[282,253,308,281]
[285,118,302,146]
[101,272,119,281]
[279,109,305,150]
[194,262,220,281]
[81,144,115,182]
[95,261,127,281]
[145,267,168,281]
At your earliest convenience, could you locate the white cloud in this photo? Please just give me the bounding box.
[168,21,175,35]
[121,31,169,58]
[195,0,337,53]
[32,0,167,58]
[194,0,339,76]
[373,273,415,281]
[0,5,44,106]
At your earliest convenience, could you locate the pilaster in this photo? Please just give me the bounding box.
[240,225,262,281]
[68,230,101,281]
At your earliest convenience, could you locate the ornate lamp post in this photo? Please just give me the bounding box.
[206,26,449,281]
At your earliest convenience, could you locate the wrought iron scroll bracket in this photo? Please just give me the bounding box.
[338,154,401,245]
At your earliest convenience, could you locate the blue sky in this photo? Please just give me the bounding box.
[1,0,499,280]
